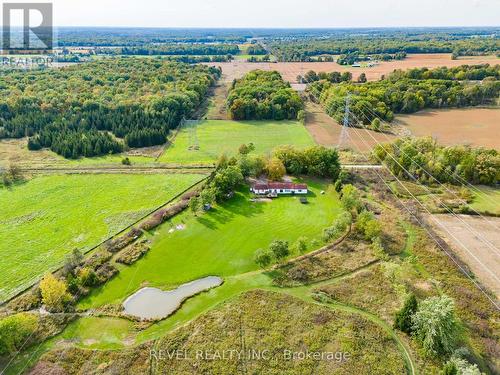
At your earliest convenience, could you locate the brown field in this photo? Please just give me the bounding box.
[0,138,65,168]
[427,214,500,298]
[305,102,396,152]
[396,108,500,149]
[208,53,499,83]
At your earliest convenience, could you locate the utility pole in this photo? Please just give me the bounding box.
[338,94,351,149]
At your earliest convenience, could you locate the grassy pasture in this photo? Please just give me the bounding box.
[159,120,315,165]
[0,173,206,302]
[78,179,342,309]
[469,186,500,215]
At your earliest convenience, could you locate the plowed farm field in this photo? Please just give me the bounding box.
[208,54,499,83]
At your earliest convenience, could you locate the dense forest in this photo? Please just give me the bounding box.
[226,70,303,121]
[374,137,499,185]
[55,28,249,46]
[0,59,221,158]
[308,64,500,127]
[269,36,499,62]
[96,44,240,56]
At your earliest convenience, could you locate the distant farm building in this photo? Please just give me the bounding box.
[250,182,308,196]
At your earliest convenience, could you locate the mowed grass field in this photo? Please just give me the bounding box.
[79,179,342,309]
[159,120,316,165]
[0,173,206,302]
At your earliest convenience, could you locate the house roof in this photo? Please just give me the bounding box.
[252,182,308,190]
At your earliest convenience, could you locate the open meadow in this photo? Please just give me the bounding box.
[395,108,500,149]
[470,186,500,215]
[0,173,206,302]
[159,119,316,164]
[208,54,500,83]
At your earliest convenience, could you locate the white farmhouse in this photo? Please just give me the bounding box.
[250,182,308,196]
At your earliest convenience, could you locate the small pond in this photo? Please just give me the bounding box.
[123,276,223,320]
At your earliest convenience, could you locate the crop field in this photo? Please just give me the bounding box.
[207,53,500,83]
[305,102,396,152]
[395,108,500,149]
[159,120,316,164]
[427,214,500,298]
[79,180,342,309]
[0,173,206,302]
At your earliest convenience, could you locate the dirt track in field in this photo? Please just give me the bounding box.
[305,102,396,152]
[208,54,500,83]
[428,214,500,298]
[395,108,500,150]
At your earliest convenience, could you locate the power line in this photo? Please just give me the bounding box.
[358,102,500,230]
[354,106,500,248]
[344,123,499,310]
[347,115,500,285]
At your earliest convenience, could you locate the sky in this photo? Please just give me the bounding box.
[2,0,500,28]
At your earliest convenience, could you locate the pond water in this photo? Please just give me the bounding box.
[123,276,223,320]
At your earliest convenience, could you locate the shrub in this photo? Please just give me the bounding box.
[356,210,382,240]
[40,274,72,312]
[63,248,84,275]
[254,248,273,269]
[0,313,39,355]
[412,295,460,357]
[394,294,418,334]
[77,267,99,287]
[269,240,290,261]
[115,241,150,265]
[266,158,286,181]
[294,237,308,254]
[287,265,310,282]
[340,184,362,213]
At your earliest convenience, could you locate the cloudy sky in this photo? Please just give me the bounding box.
[3,0,499,27]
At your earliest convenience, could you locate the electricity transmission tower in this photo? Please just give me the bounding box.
[338,94,351,149]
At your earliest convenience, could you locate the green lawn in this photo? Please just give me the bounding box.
[469,186,500,215]
[159,120,316,165]
[79,179,342,310]
[0,173,206,303]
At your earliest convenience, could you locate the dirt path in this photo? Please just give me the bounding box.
[426,214,500,298]
[205,83,229,120]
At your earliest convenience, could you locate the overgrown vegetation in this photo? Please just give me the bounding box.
[227,70,303,121]
[374,137,499,185]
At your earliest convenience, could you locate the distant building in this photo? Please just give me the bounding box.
[250,182,308,196]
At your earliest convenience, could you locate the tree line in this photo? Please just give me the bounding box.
[269,35,499,62]
[227,70,304,121]
[308,65,500,128]
[96,44,240,56]
[246,45,267,55]
[0,59,221,158]
[337,52,407,65]
[373,137,499,185]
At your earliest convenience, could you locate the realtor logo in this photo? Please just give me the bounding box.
[2,3,53,54]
